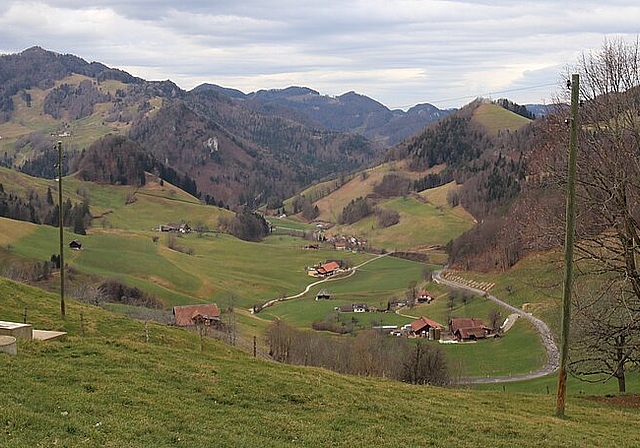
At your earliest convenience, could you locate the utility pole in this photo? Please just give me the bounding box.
[57,141,65,318]
[556,73,579,417]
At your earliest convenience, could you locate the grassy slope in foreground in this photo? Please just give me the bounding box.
[1,278,639,448]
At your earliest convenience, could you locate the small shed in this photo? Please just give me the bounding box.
[315,290,331,300]
[69,240,82,250]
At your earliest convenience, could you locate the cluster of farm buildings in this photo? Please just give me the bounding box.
[311,224,368,252]
[172,300,495,343]
[371,315,494,342]
[316,288,495,342]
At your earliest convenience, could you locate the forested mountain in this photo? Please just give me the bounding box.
[384,100,529,221]
[193,83,453,146]
[0,47,543,246]
[447,75,639,274]
[0,47,386,208]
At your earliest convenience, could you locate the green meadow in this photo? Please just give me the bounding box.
[1,278,638,447]
[2,173,633,390]
[339,195,475,251]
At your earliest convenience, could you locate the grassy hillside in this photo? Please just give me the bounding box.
[312,161,442,222]
[0,73,157,158]
[1,278,639,447]
[471,102,531,135]
[300,162,474,252]
[339,194,473,251]
[0,170,556,381]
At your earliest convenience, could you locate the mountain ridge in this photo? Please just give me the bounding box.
[192,82,455,147]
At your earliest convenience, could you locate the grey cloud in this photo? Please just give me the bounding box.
[1,0,639,108]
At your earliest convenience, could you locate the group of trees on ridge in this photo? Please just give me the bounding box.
[0,183,91,234]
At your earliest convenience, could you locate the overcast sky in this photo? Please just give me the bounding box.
[1,1,638,110]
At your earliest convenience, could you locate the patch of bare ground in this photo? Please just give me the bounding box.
[586,394,640,409]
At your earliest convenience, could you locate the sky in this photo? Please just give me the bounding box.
[0,1,639,110]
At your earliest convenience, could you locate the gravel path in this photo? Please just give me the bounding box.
[256,252,392,311]
[434,270,559,384]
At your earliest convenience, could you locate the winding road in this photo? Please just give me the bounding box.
[256,252,392,310]
[434,270,559,384]
[254,258,559,384]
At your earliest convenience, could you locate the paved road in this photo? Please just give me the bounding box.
[434,270,559,384]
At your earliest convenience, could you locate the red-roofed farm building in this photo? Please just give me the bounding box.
[173,304,221,327]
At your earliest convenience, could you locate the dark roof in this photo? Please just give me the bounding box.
[173,304,220,326]
[450,318,491,339]
[449,318,485,333]
[456,327,487,339]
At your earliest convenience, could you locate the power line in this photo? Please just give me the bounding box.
[391,82,558,110]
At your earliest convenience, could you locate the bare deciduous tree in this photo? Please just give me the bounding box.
[545,38,640,392]
[569,281,640,392]
[400,340,450,386]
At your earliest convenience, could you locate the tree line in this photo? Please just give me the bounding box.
[266,319,450,386]
[0,184,91,234]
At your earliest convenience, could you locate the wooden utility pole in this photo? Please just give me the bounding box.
[556,73,579,417]
[57,141,65,318]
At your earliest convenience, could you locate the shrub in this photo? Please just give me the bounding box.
[338,197,372,225]
[375,207,400,228]
[374,173,412,197]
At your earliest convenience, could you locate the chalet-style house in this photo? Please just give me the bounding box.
[410,316,443,338]
[173,304,221,327]
[309,260,341,278]
[449,318,493,341]
[417,290,433,303]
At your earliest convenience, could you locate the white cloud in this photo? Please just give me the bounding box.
[1,0,639,109]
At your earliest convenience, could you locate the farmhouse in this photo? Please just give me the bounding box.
[335,303,369,313]
[173,303,221,327]
[449,318,493,341]
[160,222,191,234]
[410,316,443,338]
[309,260,341,277]
[417,290,433,303]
